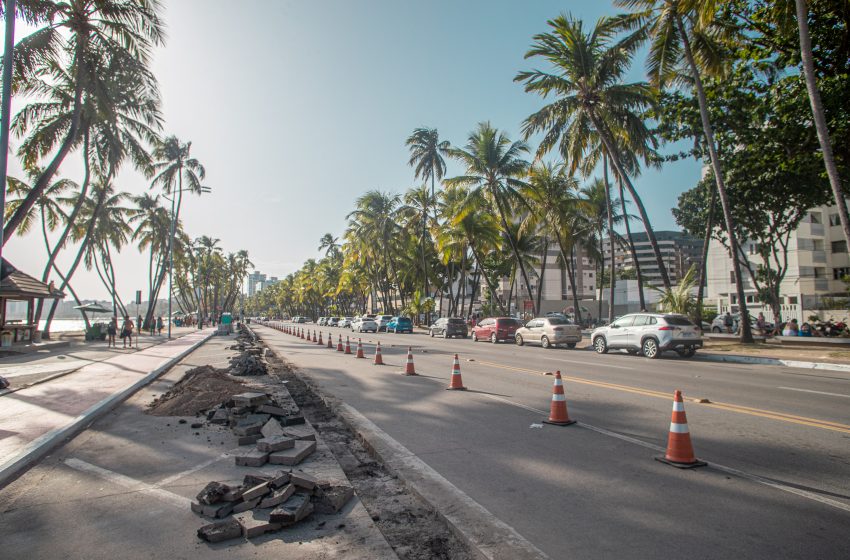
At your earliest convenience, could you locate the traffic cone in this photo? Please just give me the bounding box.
[355,338,365,358]
[327,333,334,349]
[337,335,343,352]
[374,341,384,365]
[655,390,707,469]
[312,330,317,343]
[446,354,466,390]
[344,336,352,354]
[542,371,575,426]
[403,347,416,376]
[317,331,323,345]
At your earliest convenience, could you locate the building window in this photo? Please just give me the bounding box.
[834,267,850,280]
[787,296,798,304]
[809,212,823,224]
[831,240,847,254]
[730,270,736,284]
[814,267,827,278]
[829,214,841,226]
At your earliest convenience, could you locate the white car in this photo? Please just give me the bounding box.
[591,313,702,359]
[352,317,378,333]
[338,316,354,328]
[375,315,394,332]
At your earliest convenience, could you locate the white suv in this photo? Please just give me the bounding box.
[591,313,702,359]
[375,315,394,332]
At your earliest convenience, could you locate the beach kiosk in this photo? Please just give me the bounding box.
[0,259,65,346]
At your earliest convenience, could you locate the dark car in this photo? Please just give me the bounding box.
[429,317,468,339]
[471,317,523,343]
[386,316,413,333]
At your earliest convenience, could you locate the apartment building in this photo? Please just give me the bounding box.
[705,203,850,315]
[247,272,279,297]
[602,230,703,287]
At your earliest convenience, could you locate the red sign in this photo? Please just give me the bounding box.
[523,300,533,310]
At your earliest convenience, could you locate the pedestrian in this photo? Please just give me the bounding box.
[782,318,799,337]
[121,316,134,348]
[756,312,766,333]
[106,317,117,348]
[723,312,734,333]
[156,316,163,335]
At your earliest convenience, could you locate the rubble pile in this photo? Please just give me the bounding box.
[193,470,355,542]
[228,325,268,376]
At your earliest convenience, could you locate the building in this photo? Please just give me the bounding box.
[247,271,280,297]
[602,230,703,287]
[705,203,850,321]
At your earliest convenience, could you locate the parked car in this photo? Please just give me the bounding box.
[327,317,340,327]
[710,313,773,334]
[352,317,378,333]
[375,315,394,332]
[317,317,327,326]
[591,313,702,359]
[339,317,354,328]
[386,316,413,333]
[515,316,582,349]
[471,317,523,343]
[429,317,468,339]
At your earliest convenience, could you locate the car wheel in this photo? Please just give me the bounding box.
[541,336,551,349]
[490,333,497,344]
[472,332,478,342]
[515,334,524,346]
[566,343,576,349]
[642,338,660,359]
[712,327,720,333]
[594,337,608,354]
[677,347,696,358]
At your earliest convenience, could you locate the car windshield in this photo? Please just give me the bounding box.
[546,317,569,325]
[664,316,695,326]
[496,318,521,327]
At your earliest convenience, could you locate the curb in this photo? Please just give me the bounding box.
[0,330,216,489]
[694,353,850,373]
[258,326,549,560]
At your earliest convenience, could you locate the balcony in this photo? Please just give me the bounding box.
[800,221,825,237]
[815,278,829,291]
[812,250,827,264]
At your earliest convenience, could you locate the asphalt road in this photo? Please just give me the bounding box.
[256,323,850,560]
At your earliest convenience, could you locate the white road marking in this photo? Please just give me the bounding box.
[778,386,850,399]
[65,458,191,508]
[156,451,234,487]
[479,393,850,514]
[517,354,634,370]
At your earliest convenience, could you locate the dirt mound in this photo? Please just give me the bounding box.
[147,365,247,416]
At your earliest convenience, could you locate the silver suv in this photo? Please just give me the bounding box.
[591,313,702,359]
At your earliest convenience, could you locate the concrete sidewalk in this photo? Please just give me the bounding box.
[0,328,215,487]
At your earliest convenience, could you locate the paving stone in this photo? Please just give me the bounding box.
[257,435,295,452]
[269,471,291,489]
[258,484,296,508]
[237,434,262,446]
[197,519,243,543]
[222,488,244,502]
[268,440,316,466]
[235,449,269,467]
[280,415,306,426]
[290,472,318,491]
[242,474,271,487]
[232,421,264,437]
[232,392,270,407]
[269,493,313,524]
[209,408,229,425]
[196,481,231,505]
[260,418,286,439]
[245,413,271,425]
[232,497,260,513]
[234,510,283,539]
[190,501,204,514]
[283,425,316,441]
[313,485,355,514]
[257,404,289,416]
[241,481,271,502]
[201,501,234,519]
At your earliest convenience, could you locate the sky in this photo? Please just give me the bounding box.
[4,0,701,301]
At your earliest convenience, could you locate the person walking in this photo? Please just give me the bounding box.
[723,312,734,334]
[106,317,117,348]
[121,316,134,349]
[156,316,164,335]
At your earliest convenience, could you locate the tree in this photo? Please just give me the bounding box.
[129,193,173,328]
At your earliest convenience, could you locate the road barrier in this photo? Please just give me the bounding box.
[374,342,384,365]
[337,335,344,352]
[655,390,706,468]
[344,336,352,355]
[355,338,365,359]
[543,371,576,426]
[327,333,334,349]
[404,347,417,376]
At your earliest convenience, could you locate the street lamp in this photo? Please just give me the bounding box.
[163,185,211,338]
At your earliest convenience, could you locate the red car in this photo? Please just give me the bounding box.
[471,317,523,343]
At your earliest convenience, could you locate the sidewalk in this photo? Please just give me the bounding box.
[0,328,215,487]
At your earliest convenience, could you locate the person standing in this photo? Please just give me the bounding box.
[107,317,117,348]
[121,316,134,349]
[723,312,734,333]
[156,316,164,335]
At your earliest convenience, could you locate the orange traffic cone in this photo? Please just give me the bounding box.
[337,335,343,352]
[542,371,575,426]
[403,347,417,376]
[312,330,317,343]
[344,336,352,354]
[317,331,323,345]
[355,338,365,358]
[374,341,384,365]
[327,333,334,349]
[446,354,466,390]
[655,390,707,468]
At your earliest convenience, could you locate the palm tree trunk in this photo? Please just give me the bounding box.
[794,0,850,249]
[618,179,645,310]
[536,237,549,314]
[470,244,507,315]
[604,156,616,323]
[596,234,604,322]
[493,196,537,315]
[675,14,753,343]
[695,188,717,328]
[0,0,17,252]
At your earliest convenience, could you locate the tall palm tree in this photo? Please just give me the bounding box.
[129,193,172,327]
[3,0,164,243]
[82,187,132,315]
[318,233,341,259]
[445,122,537,315]
[515,13,673,291]
[618,0,753,341]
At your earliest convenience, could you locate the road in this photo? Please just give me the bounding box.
[255,323,850,559]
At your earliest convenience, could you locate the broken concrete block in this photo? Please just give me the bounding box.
[232,392,270,407]
[257,404,289,416]
[232,497,260,513]
[260,418,285,439]
[258,483,296,508]
[209,408,229,425]
[237,434,262,446]
[234,510,283,539]
[190,501,204,514]
[245,413,271,424]
[283,425,316,441]
[197,519,242,543]
[268,440,316,466]
[235,449,270,467]
[313,485,355,514]
[269,471,291,489]
[196,481,231,505]
[242,474,271,487]
[241,481,271,502]
[290,472,318,491]
[281,415,306,426]
[202,501,234,519]
[269,493,313,524]
[257,435,295,453]
[222,488,243,502]
[232,421,264,437]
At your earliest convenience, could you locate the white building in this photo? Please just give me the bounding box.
[602,230,702,287]
[705,203,850,320]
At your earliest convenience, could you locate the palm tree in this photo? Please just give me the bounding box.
[3,0,164,243]
[445,122,537,315]
[617,0,753,341]
[82,187,133,316]
[399,185,436,321]
[318,233,341,259]
[129,193,173,328]
[515,13,673,291]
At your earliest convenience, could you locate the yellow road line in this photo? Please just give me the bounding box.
[473,359,850,435]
